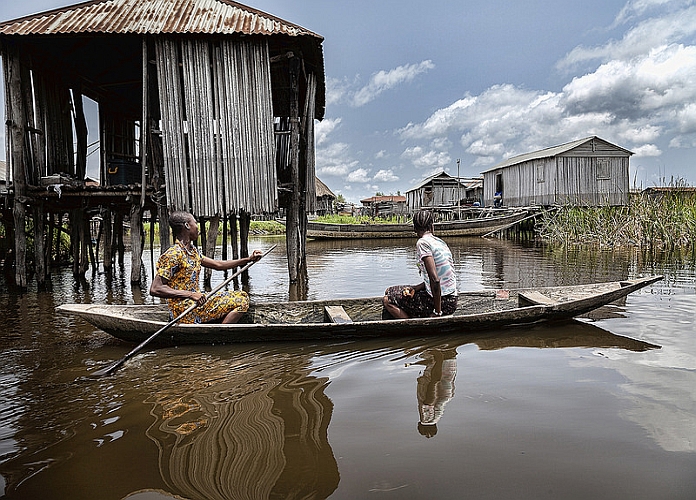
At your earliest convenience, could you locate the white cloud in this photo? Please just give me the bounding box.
[347,168,372,183]
[315,117,341,145]
[632,144,662,156]
[559,5,696,70]
[401,146,451,169]
[373,169,399,182]
[352,60,435,107]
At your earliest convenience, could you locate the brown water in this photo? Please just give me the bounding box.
[0,237,695,499]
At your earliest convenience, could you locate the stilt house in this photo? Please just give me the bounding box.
[481,136,632,207]
[0,0,325,287]
[405,171,475,212]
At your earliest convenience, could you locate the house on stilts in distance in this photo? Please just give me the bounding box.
[0,0,325,288]
[481,136,632,208]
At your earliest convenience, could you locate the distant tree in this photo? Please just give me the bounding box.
[375,191,384,196]
[336,194,346,203]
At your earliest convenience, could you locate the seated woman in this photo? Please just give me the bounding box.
[382,210,458,319]
[150,211,262,324]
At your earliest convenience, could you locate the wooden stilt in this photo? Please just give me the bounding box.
[33,203,47,286]
[230,212,239,260]
[204,214,220,284]
[103,208,113,274]
[114,212,125,266]
[6,42,28,288]
[285,56,302,283]
[130,203,144,283]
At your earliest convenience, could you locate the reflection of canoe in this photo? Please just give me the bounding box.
[307,210,532,239]
[57,276,662,345]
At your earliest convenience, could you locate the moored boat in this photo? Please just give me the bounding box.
[306,210,533,239]
[57,276,662,345]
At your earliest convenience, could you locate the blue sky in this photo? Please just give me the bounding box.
[2,0,695,203]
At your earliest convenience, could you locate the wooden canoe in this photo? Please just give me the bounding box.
[57,276,662,346]
[306,210,532,239]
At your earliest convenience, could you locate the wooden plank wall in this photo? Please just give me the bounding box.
[155,37,277,217]
[483,146,630,206]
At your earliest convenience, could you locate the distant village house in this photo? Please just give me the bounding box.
[405,171,482,212]
[360,195,407,217]
[481,136,632,207]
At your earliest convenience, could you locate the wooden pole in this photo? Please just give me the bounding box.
[204,214,220,285]
[71,209,82,277]
[5,42,28,287]
[130,203,144,283]
[73,85,88,181]
[285,56,301,283]
[33,203,47,286]
[140,36,148,205]
[103,208,113,274]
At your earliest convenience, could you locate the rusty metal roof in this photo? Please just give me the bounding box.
[0,0,323,39]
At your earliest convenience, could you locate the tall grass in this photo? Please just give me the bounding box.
[537,186,696,251]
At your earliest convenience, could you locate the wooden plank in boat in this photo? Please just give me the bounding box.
[324,305,353,324]
[518,291,559,306]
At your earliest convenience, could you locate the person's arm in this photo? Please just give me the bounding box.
[200,249,263,271]
[422,255,442,315]
[150,274,206,305]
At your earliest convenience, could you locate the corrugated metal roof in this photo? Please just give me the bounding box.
[0,0,323,39]
[482,136,633,172]
[406,171,465,193]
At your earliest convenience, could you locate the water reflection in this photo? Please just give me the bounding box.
[143,349,339,500]
[414,349,457,438]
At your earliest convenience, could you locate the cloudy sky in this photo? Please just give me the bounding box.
[1,0,695,203]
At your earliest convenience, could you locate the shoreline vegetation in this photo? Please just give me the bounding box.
[537,189,696,251]
[137,188,695,252]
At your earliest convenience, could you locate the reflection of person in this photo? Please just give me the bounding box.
[149,211,263,324]
[382,210,458,318]
[416,349,457,438]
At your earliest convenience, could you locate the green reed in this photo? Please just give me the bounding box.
[537,188,696,251]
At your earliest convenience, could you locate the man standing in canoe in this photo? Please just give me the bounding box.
[382,210,458,318]
[150,211,263,324]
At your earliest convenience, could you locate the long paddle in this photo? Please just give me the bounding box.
[91,244,277,377]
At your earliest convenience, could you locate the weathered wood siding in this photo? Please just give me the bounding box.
[483,138,630,207]
[407,182,462,211]
[156,37,277,216]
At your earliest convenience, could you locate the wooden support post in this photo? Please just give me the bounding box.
[71,209,83,277]
[158,204,170,253]
[114,212,125,266]
[230,212,239,260]
[221,212,228,261]
[285,56,302,283]
[33,203,47,286]
[103,208,113,274]
[130,203,144,283]
[6,42,28,287]
[73,85,88,181]
[80,213,90,276]
[239,211,250,259]
[204,215,220,284]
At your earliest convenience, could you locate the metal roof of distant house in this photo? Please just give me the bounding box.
[406,171,467,193]
[360,195,406,204]
[482,136,633,173]
[0,0,323,39]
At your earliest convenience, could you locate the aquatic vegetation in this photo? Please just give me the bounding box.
[537,181,696,252]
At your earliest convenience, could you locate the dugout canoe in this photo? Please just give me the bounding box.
[57,276,662,346]
[306,210,533,239]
